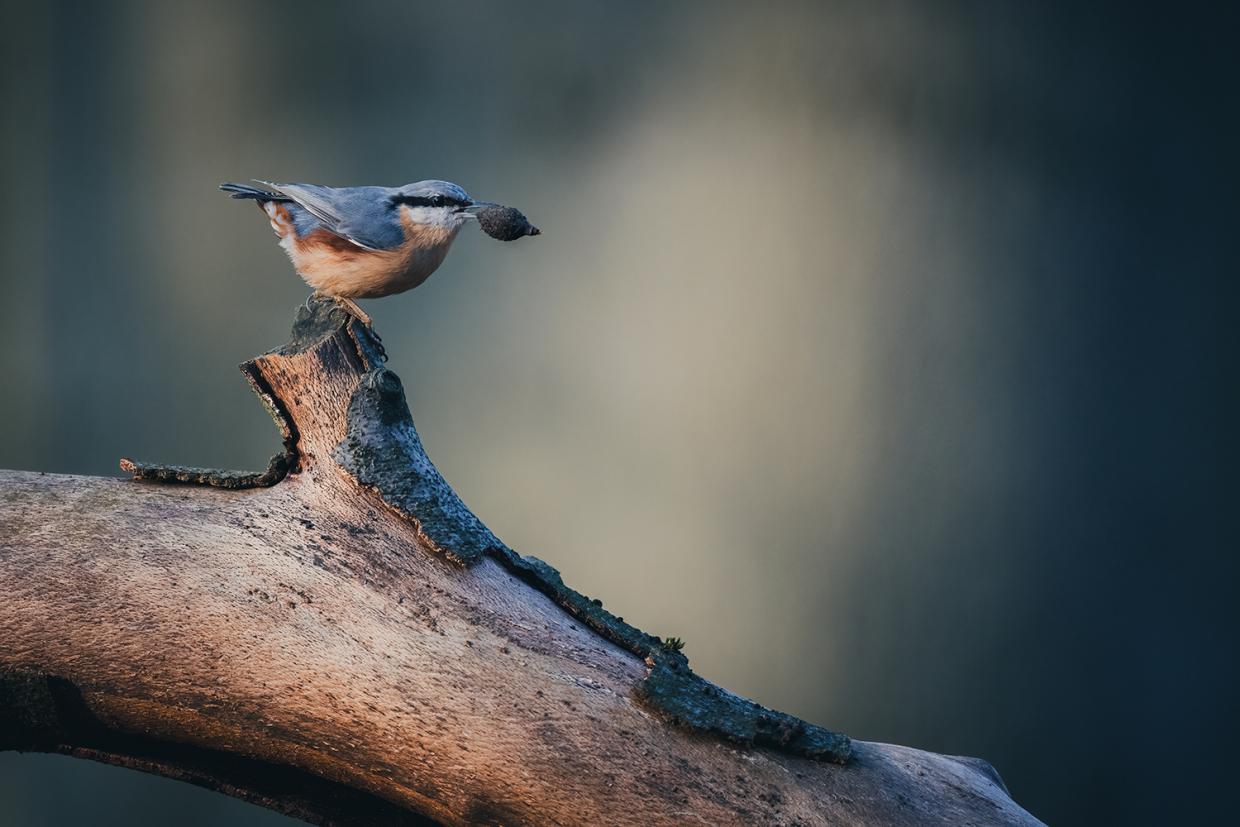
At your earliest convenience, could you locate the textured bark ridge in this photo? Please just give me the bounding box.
[0,298,1045,826]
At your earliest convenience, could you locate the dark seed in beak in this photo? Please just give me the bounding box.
[475,204,541,242]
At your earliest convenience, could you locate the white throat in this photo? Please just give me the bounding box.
[400,205,471,231]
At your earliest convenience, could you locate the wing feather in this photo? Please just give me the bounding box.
[257,181,404,251]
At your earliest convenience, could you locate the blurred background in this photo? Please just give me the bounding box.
[1,1,1235,825]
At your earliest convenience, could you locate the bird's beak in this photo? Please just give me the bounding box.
[461,201,498,217]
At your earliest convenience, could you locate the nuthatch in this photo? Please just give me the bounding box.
[220,180,540,308]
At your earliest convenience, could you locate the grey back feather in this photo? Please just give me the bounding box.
[259,182,402,251]
[257,180,473,251]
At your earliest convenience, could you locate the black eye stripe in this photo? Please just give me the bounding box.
[391,194,469,208]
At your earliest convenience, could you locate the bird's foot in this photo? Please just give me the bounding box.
[317,294,386,362]
[331,296,373,327]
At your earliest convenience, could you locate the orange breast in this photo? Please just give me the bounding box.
[283,212,461,299]
[297,229,365,261]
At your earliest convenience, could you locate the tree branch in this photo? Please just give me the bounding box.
[0,298,1042,825]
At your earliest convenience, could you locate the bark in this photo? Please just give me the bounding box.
[0,299,1043,826]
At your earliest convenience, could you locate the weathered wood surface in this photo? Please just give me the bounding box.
[0,299,1043,826]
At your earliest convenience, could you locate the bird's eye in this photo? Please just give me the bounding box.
[430,195,445,207]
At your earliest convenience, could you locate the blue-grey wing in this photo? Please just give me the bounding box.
[258,182,405,251]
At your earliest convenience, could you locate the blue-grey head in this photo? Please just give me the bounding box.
[388,180,476,231]
[392,180,540,240]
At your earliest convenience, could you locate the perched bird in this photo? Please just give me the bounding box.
[220,180,539,313]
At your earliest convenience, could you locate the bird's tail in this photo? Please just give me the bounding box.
[219,182,290,202]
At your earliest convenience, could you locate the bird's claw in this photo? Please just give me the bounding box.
[327,296,387,362]
[329,296,373,328]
